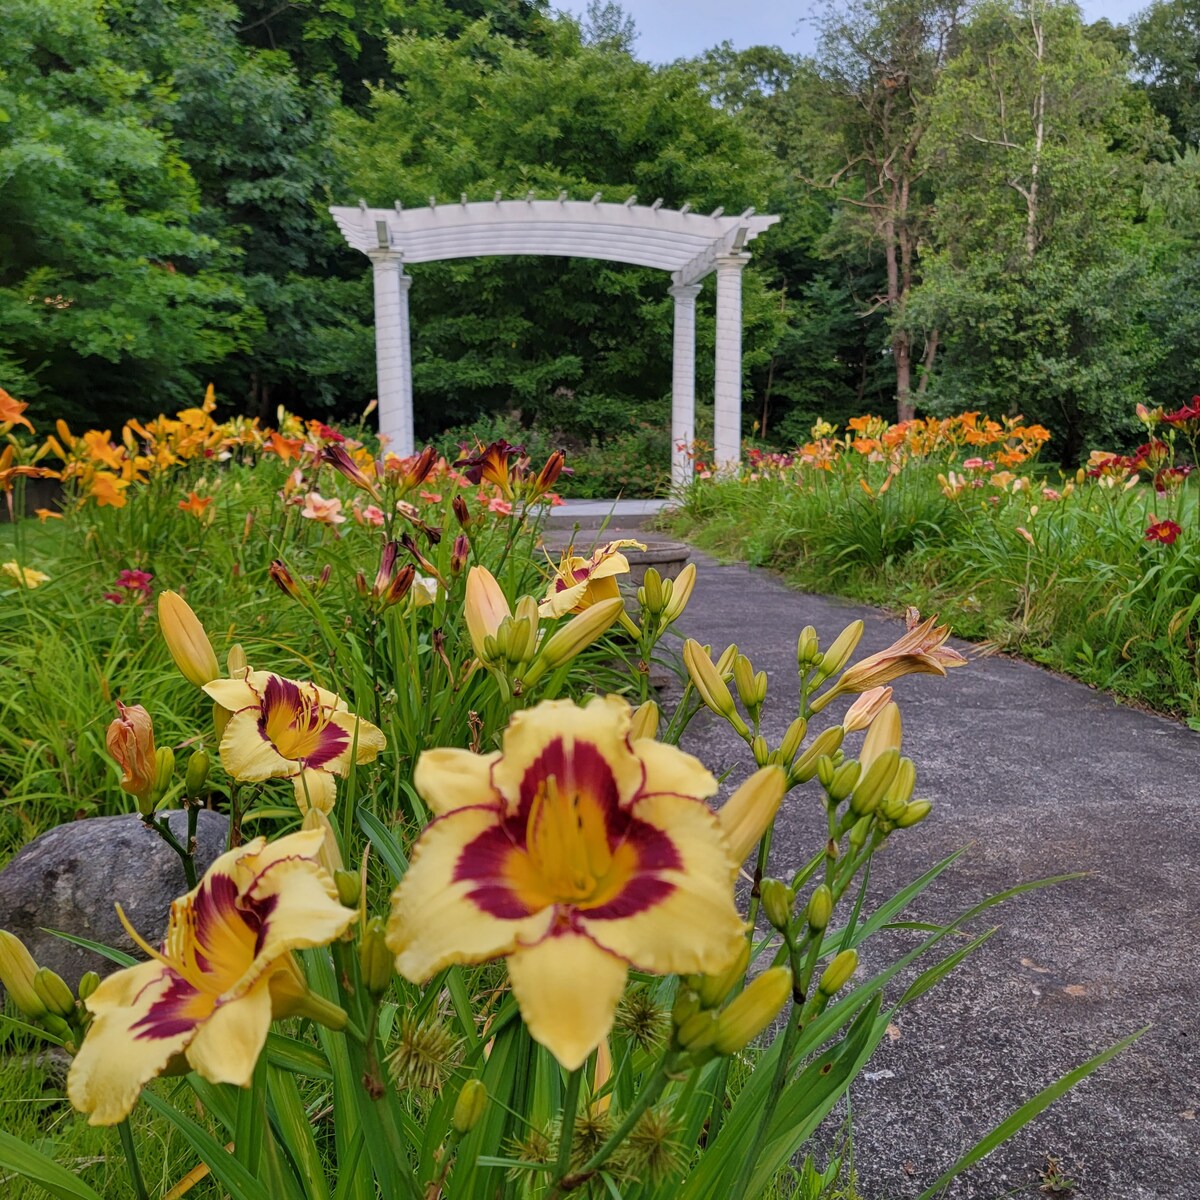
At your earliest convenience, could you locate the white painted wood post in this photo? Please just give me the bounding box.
[713,252,748,472]
[669,282,702,489]
[368,250,414,456]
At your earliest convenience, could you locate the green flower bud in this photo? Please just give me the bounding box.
[848,815,873,850]
[671,986,701,1027]
[797,625,820,668]
[698,939,751,1008]
[884,758,917,808]
[713,967,793,1055]
[897,799,932,828]
[733,654,758,711]
[184,749,210,800]
[334,868,362,908]
[816,755,836,789]
[806,884,833,932]
[0,930,47,1019]
[677,1009,720,1051]
[790,726,845,783]
[818,950,858,997]
[778,716,807,762]
[813,620,865,681]
[453,1079,487,1134]
[147,745,175,814]
[754,670,768,706]
[33,967,75,1019]
[881,790,908,821]
[41,1013,74,1044]
[850,748,901,816]
[358,917,393,996]
[77,971,101,1002]
[641,567,665,616]
[751,735,770,767]
[760,879,795,932]
[827,760,861,803]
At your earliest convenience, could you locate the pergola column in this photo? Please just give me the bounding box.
[713,252,749,473]
[367,250,414,456]
[668,282,702,489]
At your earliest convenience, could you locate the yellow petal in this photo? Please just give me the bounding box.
[491,695,643,817]
[201,675,258,712]
[465,567,511,657]
[68,963,202,1125]
[506,932,628,1071]
[538,580,587,618]
[244,858,355,969]
[185,973,273,1086]
[580,792,744,976]
[387,806,551,981]
[219,709,292,781]
[586,552,633,581]
[293,768,337,814]
[414,747,501,816]
[633,738,718,803]
[328,710,388,766]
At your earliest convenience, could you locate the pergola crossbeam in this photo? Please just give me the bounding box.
[330,197,779,477]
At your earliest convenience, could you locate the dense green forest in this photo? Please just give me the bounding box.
[2,0,1199,462]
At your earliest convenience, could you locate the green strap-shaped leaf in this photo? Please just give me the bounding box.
[0,1127,106,1200]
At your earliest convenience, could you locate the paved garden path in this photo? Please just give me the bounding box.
[671,550,1199,1200]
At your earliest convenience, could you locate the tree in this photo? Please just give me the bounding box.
[1132,0,1200,146]
[806,0,967,421]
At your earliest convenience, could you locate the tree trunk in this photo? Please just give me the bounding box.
[894,328,914,421]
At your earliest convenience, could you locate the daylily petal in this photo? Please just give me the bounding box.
[247,859,355,969]
[538,581,587,618]
[414,747,502,816]
[185,973,273,1086]
[293,768,336,814]
[580,792,744,976]
[202,675,259,712]
[67,963,202,1126]
[586,552,633,581]
[506,931,628,1070]
[633,737,718,804]
[327,710,388,767]
[220,709,294,781]
[387,806,551,981]
[491,695,644,818]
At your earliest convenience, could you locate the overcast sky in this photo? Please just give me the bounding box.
[562,0,1146,63]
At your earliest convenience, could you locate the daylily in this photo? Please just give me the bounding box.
[455,439,523,497]
[1145,518,1182,547]
[202,670,386,812]
[67,830,355,1125]
[322,443,380,500]
[0,388,34,433]
[2,561,50,589]
[106,702,156,804]
[827,610,968,696]
[386,696,763,1070]
[178,491,214,518]
[540,539,645,625]
[301,492,346,525]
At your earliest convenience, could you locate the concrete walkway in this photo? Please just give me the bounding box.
[672,551,1198,1200]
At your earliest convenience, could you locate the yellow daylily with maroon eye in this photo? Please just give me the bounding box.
[539,539,646,621]
[386,695,747,1071]
[67,829,356,1126]
[202,670,386,813]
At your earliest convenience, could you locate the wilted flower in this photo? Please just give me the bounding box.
[106,702,157,806]
[202,670,386,812]
[67,830,355,1125]
[386,696,749,1070]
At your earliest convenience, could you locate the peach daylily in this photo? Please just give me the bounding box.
[828,611,967,697]
[386,696,769,1070]
[300,493,346,525]
[67,830,355,1125]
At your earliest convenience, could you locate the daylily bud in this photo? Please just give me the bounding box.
[885,758,917,809]
[382,565,416,608]
[714,643,739,677]
[818,950,858,997]
[713,967,793,1054]
[813,621,865,681]
[450,534,470,575]
[150,746,175,812]
[677,1008,720,1051]
[464,566,511,664]
[671,986,701,1026]
[842,686,893,733]
[779,716,807,762]
[827,761,861,804]
[77,971,101,1002]
[629,700,659,741]
[322,443,380,499]
[400,445,437,492]
[42,1013,74,1044]
[797,625,820,668]
[358,917,393,996]
[184,749,210,800]
[816,756,835,789]
[661,562,696,624]
[860,702,902,773]
[733,654,758,710]
[528,597,623,678]
[897,799,932,828]
[806,884,833,932]
[33,967,75,1019]
[453,1079,488,1134]
[698,938,751,1008]
[453,494,471,529]
[158,591,220,687]
[269,559,301,600]
[850,748,900,817]
[683,640,748,735]
[751,735,770,766]
[760,879,795,931]
[333,869,361,908]
[107,702,156,806]
[508,596,540,665]
[716,766,787,862]
[0,930,47,1018]
[227,643,248,675]
[754,670,768,706]
[848,814,872,849]
[641,567,665,616]
[790,726,845,783]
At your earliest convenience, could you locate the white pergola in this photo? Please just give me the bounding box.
[330,196,779,484]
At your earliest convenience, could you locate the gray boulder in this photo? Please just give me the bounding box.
[0,810,228,991]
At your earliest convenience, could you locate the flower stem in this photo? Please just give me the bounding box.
[117,1117,150,1200]
[142,814,197,890]
[552,1066,584,1185]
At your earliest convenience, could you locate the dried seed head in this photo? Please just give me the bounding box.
[614,986,668,1052]
[385,1014,460,1094]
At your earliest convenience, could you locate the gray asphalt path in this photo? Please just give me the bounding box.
[671,550,1199,1200]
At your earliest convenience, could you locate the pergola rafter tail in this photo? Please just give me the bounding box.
[329,197,780,482]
